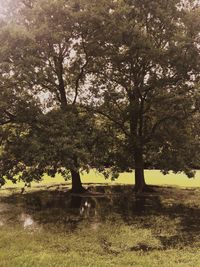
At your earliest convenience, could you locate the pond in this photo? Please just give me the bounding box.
[0,185,163,231]
[1,185,200,267]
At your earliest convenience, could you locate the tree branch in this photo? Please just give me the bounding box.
[72,39,89,105]
[144,115,182,143]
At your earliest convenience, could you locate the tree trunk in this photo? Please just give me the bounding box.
[128,97,147,192]
[54,54,85,193]
[71,169,86,193]
[134,147,146,193]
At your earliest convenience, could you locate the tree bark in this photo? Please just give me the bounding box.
[134,147,146,193]
[71,169,86,193]
[128,95,147,193]
[53,53,85,193]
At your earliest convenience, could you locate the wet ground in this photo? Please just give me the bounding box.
[0,185,163,230]
[0,185,200,248]
[1,185,200,266]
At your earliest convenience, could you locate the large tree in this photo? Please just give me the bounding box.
[0,0,94,192]
[80,0,200,191]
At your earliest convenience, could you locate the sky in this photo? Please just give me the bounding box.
[0,0,9,18]
[0,0,19,19]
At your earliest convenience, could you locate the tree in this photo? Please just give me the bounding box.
[80,0,200,191]
[0,107,112,190]
[0,0,94,192]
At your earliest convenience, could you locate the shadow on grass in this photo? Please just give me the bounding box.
[0,185,200,250]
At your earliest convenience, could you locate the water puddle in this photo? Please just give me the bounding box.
[0,186,162,231]
[0,186,183,232]
[0,186,200,251]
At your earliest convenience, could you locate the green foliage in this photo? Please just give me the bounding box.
[0,107,113,185]
[81,0,200,179]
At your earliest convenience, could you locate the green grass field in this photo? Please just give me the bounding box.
[2,169,200,190]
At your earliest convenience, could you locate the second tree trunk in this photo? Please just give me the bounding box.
[134,148,146,192]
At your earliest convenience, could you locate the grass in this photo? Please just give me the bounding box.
[0,225,199,267]
[2,169,200,191]
[0,171,200,267]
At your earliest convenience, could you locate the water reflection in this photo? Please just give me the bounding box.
[1,186,200,251]
[0,187,163,230]
[20,213,35,229]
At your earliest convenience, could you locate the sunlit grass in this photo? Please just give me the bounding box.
[2,170,200,189]
[0,225,199,267]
